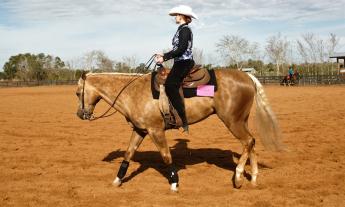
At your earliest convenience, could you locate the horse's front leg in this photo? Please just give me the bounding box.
[113,128,146,187]
[148,128,179,192]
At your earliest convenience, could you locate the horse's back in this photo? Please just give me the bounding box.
[213,69,256,119]
[214,69,255,95]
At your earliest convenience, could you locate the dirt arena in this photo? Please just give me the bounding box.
[0,84,344,207]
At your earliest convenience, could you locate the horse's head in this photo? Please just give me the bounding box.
[76,72,101,120]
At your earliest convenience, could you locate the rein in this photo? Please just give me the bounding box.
[81,54,157,121]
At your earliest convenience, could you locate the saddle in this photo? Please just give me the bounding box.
[154,65,211,129]
[153,65,211,91]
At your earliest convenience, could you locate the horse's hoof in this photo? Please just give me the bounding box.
[234,178,243,189]
[112,177,122,187]
[251,180,258,187]
[170,183,179,192]
[251,175,258,187]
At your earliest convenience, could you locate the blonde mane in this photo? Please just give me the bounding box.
[86,72,144,77]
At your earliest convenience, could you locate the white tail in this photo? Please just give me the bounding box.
[247,73,285,151]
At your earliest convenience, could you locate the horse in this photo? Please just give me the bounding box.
[75,69,284,192]
[281,74,298,86]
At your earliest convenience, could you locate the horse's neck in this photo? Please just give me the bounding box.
[89,74,136,114]
[90,73,132,90]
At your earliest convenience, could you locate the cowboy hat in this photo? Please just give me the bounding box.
[169,5,198,20]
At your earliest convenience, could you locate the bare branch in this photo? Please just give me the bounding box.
[265,33,289,75]
[216,35,259,68]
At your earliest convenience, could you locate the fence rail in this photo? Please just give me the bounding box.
[257,74,345,85]
[0,80,77,88]
[0,74,344,88]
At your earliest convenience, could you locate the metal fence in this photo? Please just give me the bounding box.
[0,74,344,88]
[257,74,345,85]
[0,80,78,88]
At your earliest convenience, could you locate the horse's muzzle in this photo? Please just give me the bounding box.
[76,108,93,120]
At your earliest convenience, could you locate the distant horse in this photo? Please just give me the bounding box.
[75,69,284,192]
[281,74,298,86]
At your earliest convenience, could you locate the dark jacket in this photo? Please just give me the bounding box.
[163,23,193,62]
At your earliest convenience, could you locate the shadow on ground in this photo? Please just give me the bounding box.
[102,138,271,185]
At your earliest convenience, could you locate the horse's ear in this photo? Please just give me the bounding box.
[81,71,87,80]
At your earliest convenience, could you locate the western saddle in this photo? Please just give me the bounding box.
[154,64,211,91]
[153,65,211,129]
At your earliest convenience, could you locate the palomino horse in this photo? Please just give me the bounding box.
[75,69,284,192]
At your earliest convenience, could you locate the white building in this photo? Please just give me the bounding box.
[239,68,257,75]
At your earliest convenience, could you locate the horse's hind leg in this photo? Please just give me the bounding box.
[147,128,179,192]
[232,120,258,188]
[221,117,258,188]
[249,143,258,186]
[113,128,146,187]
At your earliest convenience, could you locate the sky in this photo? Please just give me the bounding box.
[0,0,344,70]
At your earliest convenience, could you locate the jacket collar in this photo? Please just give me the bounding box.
[178,23,189,30]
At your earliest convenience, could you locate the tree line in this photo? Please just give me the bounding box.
[216,32,341,76]
[0,51,151,81]
[0,32,342,81]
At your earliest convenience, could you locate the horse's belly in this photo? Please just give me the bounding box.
[185,97,214,124]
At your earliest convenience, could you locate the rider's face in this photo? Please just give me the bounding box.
[175,15,183,24]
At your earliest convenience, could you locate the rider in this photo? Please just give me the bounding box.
[288,66,294,80]
[155,5,198,132]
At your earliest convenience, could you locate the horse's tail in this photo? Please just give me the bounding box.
[247,73,286,151]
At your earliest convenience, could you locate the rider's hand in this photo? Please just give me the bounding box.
[155,54,164,64]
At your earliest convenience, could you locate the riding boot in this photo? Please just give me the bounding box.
[181,117,189,133]
[179,87,189,133]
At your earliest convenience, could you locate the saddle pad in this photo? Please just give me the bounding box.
[151,69,217,99]
[197,85,215,97]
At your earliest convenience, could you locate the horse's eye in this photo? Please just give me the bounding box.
[76,92,81,97]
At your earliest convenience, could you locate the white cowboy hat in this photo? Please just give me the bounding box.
[169,5,198,20]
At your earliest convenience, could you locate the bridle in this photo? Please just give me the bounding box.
[80,54,158,121]
[80,77,94,120]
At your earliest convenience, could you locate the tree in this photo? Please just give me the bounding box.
[296,33,341,75]
[296,33,339,64]
[3,57,18,80]
[54,56,65,69]
[122,55,138,72]
[327,33,340,58]
[266,63,275,72]
[66,57,83,70]
[204,64,213,70]
[84,50,99,71]
[135,63,149,73]
[193,47,204,65]
[265,33,289,75]
[97,55,114,72]
[246,59,264,73]
[2,53,66,81]
[0,72,6,80]
[216,35,259,69]
[114,62,130,73]
[75,70,83,79]
[83,50,114,72]
[297,40,309,64]
[27,54,46,81]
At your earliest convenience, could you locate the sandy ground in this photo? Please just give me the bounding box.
[0,85,345,207]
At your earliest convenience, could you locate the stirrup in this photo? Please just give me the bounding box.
[163,113,178,129]
[182,125,189,133]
